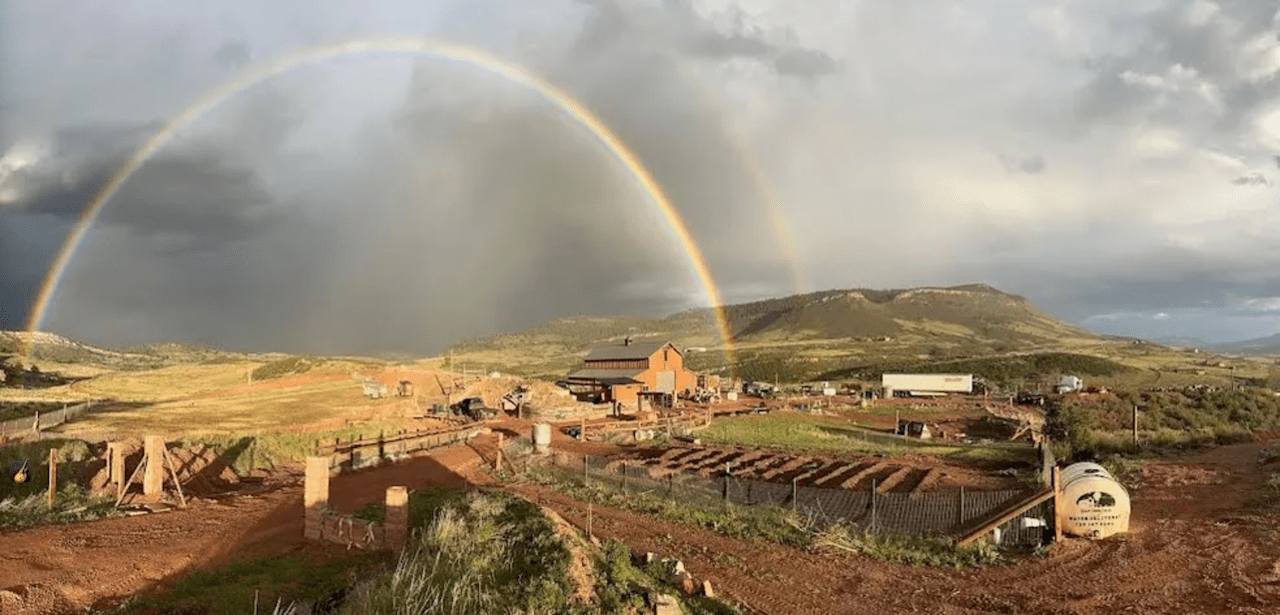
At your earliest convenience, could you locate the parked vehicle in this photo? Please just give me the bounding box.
[451,397,497,421]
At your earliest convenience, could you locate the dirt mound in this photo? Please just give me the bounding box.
[85,442,241,497]
[536,504,597,605]
[0,583,76,615]
[448,376,572,411]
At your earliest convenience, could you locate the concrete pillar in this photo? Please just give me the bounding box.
[384,486,409,551]
[304,456,331,540]
[143,435,165,495]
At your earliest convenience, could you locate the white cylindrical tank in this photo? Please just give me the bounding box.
[1059,462,1130,539]
[532,423,552,454]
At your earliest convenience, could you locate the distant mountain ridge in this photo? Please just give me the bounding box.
[1205,333,1280,356]
[450,283,1100,356]
[0,331,285,370]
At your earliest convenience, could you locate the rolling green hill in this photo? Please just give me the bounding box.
[445,284,1107,380]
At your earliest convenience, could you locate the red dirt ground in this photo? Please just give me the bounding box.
[514,440,1280,615]
[3,431,1280,614]
[0,438,492,615]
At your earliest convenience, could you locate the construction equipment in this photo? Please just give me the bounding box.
[395,380,414,397]
[451,397,497,422]
[361,381,389,399]
[502,386,531,411]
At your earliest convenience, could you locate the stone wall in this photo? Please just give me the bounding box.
[304,455,408,551]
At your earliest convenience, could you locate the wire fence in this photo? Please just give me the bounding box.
[0,400,103,439]
[547,452,1052,547]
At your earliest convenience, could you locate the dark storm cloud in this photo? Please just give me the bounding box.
[1232,173,1270,186]
[213,40,253,69]
[0,77,310,336]
[1018,155,1047,174]
[997,153,1047,175]
[1070,1,1280,137]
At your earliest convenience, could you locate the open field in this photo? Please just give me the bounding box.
[695,410,1038,466]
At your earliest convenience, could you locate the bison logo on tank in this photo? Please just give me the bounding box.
[1075,491,1117,508]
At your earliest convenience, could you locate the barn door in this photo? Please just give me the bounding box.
[657,371,675,393]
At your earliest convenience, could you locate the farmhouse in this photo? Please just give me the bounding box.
[882,373,973,397]
[566,338,696,407]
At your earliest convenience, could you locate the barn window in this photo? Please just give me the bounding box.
[664,349,669,363]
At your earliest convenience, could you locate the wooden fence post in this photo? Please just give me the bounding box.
[958,486,965,526]
[304,456,331,540]
[1052,466,1063,542]
[583,454,589,484]
[143,435,164,496]
[870,479,877,532]
[723,463,730,505]
[496,433,504,472]
[48,448,58,509]
[385,486,409,551]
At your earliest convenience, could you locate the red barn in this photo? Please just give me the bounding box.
[566,339,697,407]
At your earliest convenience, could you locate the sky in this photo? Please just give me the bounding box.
[1,0,1279,354]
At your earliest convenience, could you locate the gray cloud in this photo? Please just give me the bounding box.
[5,0,1280,353]
[1232,173,1270,186]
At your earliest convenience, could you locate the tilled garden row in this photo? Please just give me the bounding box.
[609,446,952,494]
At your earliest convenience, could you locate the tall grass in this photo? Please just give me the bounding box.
[339,490,575,615]
[0,438,119,528]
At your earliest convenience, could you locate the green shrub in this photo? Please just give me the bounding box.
[339,491,575,615]
[250,357,318,381]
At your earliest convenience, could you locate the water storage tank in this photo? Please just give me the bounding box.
[532,423,552,454]
[1060,462,1131,539]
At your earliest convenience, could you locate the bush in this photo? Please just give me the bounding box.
[250,357,318,381]
[339,491,575,615]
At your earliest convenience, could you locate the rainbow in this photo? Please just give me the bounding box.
[23,36,740,371]
[677,64,809,296]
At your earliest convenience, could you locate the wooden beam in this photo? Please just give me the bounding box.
[954,487,1055,548]
[116,452,148,507]
[1052,465,1063,543]
[47,448,58,509]
[164,450,187,508]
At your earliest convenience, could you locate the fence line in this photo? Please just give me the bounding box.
[547,452,1051,547]
[0,400,106,439]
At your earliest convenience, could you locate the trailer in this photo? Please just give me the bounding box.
[881,373,972,394]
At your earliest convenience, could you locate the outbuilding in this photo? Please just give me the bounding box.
[565,338,697,407]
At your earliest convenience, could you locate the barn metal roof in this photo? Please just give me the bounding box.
[583,341,672,361]
[566,368,645,385]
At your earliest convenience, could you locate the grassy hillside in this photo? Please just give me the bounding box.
[444,284,1106,381]
[1209,333,1280,357]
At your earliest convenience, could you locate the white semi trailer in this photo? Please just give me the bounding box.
[881,373,973,395]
